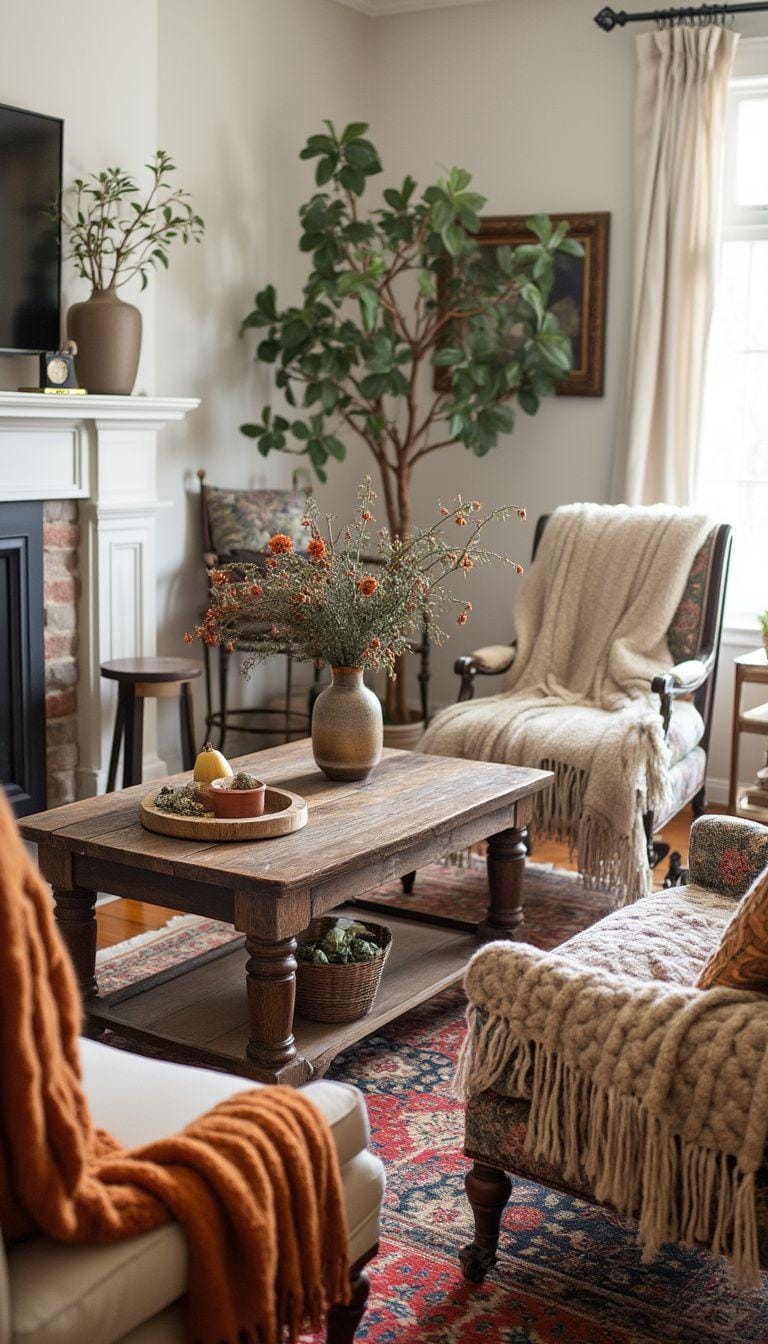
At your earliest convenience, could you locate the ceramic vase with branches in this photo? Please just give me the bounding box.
[57,150,204,394]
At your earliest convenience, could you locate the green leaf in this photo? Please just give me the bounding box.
[526,214,553,245]
[558,236,584,258]
[359,288,379,333]
[257,338,279,362]
[338,164,365,194]
[432,347,463,367]
[324,435,347,460]
[240,423,262,438]
[519,389,540,416]
[316,157,336,186]
[359,372,386,399]
[341,121,369,143]
[441,223,465,257]
[292,421,310,440]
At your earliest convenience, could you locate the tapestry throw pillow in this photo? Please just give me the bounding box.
[697,867,768,991]
[206,487,307,557]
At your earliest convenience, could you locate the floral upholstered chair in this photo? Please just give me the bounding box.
[451,517,732,885]
[459,814,768,1286]
[197,471,321,751]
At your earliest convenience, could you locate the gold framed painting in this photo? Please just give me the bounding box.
[435,212,610,398]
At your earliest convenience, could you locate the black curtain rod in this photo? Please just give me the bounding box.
[595,3,768,30]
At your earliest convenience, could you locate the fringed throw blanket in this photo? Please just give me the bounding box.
[457,938,768,1288]
[422,503,712,903]
[0,792,349,1344]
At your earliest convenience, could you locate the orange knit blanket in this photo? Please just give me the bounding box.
[0,793,349,1343]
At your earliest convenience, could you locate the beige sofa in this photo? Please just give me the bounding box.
[0,1040,385,1344]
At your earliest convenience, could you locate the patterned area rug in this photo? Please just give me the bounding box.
[97,860,768,1343]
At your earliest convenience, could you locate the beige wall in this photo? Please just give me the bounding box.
[0,0,158,393]
[154,0,369,763]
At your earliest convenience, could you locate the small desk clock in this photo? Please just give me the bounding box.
[19,340,86,395]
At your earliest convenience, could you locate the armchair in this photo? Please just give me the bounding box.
[459,814,768,1287]
[0,1039,385,1344]
[453,515,732,883]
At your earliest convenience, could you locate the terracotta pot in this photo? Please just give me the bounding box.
[208,777,266,818]
[382,711,425,752]
[67,286,142,395]
[312,666,383,782]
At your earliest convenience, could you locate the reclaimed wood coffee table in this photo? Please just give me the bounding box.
[22,740,551,1086]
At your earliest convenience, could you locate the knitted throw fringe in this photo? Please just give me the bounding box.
[455,1010,761,1289]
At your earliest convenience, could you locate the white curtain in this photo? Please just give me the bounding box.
[612,25,738,506]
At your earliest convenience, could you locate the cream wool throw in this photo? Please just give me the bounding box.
[457,928,768,1289]
[422,503,712,903]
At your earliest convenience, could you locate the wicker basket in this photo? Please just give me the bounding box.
[295,917,392,1024]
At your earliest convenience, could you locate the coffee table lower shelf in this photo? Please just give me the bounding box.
[85,907,480,1083]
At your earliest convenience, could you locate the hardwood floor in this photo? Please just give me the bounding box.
[96,807,698,951]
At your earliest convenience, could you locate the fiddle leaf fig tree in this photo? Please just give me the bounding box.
[241,120,581,719]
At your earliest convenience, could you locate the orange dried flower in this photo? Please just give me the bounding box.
[357,576,378,597]
[461,554,474,571]
[455,514,467,527]
[370,636,381,648]
[516,563,525,574]
[183,631,193,644]
[307,536,327,562]
[517,507,527,521]
[301,516,311,527]
[361,510,373,522]
[249,583,263,598]
[268,533,294,555]
[440,507,450,516]
[457,612,468,625]
[210,569,228,586]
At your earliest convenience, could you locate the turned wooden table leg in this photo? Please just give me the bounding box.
[244,934,311,1085]
[478,819,528,943]
[326,1267,371,1344]
[53,888,98,998]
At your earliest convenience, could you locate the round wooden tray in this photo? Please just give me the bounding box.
[140,786,308,841]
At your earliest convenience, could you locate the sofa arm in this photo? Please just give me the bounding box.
[689,814,768,899]
[455,643,516,702]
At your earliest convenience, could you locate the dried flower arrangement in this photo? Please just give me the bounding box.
[186,478,525,674]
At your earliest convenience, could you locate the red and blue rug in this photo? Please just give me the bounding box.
[99,860,768,1344]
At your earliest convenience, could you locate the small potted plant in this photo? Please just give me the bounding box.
[187,478,526,782]
[296,916,392,1023]
[208,771,266,819]
[55,150,204,394]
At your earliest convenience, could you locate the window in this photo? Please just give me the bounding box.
[697,64,768,629]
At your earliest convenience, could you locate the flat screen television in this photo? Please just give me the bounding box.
[0,103,62,354]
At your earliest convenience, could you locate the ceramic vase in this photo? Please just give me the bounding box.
[67,286,142,395]
[311,666,383,781]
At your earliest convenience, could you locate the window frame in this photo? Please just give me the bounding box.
[699,45,768,637]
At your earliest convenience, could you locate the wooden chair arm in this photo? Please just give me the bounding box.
[652,652,716,732]
[455,644,517,702]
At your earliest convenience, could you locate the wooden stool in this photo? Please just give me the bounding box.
[101,657,202,791]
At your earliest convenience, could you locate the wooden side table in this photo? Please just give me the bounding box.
[101,657,202,791]
[729,648,768,820]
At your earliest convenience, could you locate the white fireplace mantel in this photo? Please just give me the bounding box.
[0,392,200,796]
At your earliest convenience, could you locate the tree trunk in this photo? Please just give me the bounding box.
[382,465,412,726]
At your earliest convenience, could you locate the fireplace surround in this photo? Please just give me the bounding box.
[0,392,199,808]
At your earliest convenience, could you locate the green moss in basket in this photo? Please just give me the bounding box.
[227,771,262,790]
[298,920,382,966]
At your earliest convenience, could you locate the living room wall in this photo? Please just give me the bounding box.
[0,0,159,393]
[154,0,369,767]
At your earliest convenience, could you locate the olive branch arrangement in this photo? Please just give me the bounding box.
[186,479,526,675]
[55,149,204,292]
